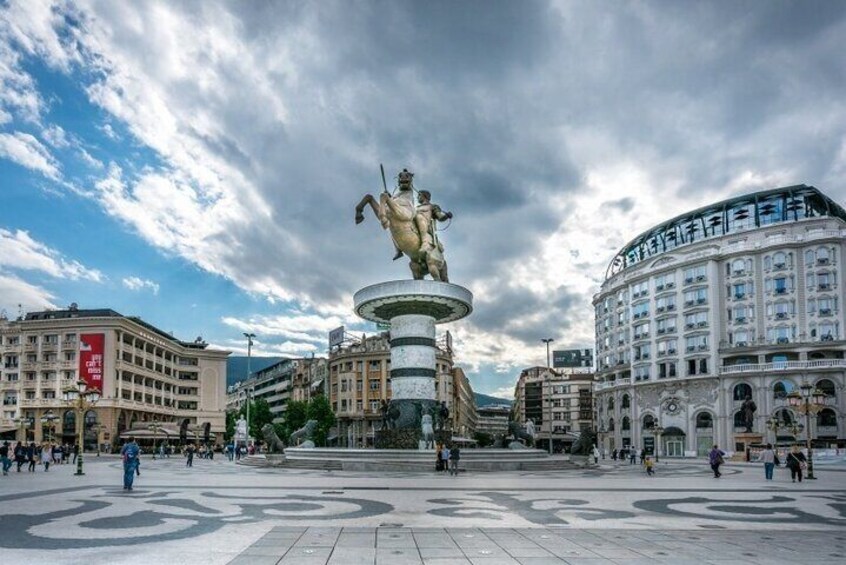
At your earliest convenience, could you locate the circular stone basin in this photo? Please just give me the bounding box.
[354,280,473,324]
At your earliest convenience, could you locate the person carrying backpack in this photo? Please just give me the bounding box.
[786,445,807,483]
[709,444,726,478]
[121,436,140,491]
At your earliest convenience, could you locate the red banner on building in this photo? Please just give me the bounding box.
[79,333,105,391]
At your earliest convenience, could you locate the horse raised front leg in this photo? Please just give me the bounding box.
[355,194,381,225]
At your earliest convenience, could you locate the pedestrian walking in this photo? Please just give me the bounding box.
[41,442,52,471]
[72,443,79,465]
[186,444,195,467]
[592,445,600,464]
[786,445,807,483]
[121,436,140,491]
[448,444,461,476]
[27,442,36,472]
[0,441,11,475]
[611,449,618,461]
[629,448,637,465]
[645,456,655,476]
[440,444,450,473]
[14,441,25,472]
[760,443,778,481]
[709,444,725,478]
[639,449,645,465]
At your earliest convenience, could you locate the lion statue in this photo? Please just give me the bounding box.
[508,421,535,448]
[261,423,286,453]
[290,419,319,448]
[570,429,596,457]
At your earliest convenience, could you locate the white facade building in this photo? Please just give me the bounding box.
[594,185,845,457]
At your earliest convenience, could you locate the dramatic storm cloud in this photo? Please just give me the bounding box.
[1,1,845,395]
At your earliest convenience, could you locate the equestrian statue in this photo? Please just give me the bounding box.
[355,166,452,282]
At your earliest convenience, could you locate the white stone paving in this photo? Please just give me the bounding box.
[0,455,844,564]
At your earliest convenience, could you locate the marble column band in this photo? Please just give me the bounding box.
[354,280,473,435]
[389,314,436,401]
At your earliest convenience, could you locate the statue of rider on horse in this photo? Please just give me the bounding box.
[355,167,452,282]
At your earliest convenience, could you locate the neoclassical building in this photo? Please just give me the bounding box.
[0,306,228,449]
[594,185,844,457]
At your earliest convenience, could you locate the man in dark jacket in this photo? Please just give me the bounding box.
[448,445,461,476]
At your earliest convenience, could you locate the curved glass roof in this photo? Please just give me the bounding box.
[605,184,845,280]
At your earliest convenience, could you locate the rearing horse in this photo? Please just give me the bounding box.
[355,168,449,282]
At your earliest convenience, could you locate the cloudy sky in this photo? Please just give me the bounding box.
[1,1,845,397]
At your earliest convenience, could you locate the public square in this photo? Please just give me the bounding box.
[1,456,845,564]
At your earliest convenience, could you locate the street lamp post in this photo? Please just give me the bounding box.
[243,332,256,446]
[63,380,100,476]
[40,410,58,443]
[148,423,162,460]
[652,426,664,462]
[14,416,33,443]
[541,338,554,455]
[787,384,827,480]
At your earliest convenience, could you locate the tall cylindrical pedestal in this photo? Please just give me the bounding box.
[354,280,473,447]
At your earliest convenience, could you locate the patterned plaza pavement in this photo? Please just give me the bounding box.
[0,455,844,564]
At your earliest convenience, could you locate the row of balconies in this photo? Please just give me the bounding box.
[719,359,846,374]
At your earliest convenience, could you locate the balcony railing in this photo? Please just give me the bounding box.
[719,359,846,375]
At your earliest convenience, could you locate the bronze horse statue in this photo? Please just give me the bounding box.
[355,168,449,282]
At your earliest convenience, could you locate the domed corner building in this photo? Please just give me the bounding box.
[593,184,845,458]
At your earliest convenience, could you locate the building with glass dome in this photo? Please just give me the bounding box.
[593,184,844,457]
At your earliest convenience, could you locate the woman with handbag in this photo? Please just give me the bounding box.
[786,445,807,483]
[708,444,726,478]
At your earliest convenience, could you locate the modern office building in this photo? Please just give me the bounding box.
[225,356,327,421]
[0,306,229,448]
[594,185,845,457]
[327,332,472,446]
[475,404,512,438]
[513,366,595,452]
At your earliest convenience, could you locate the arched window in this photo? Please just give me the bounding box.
[733,411,745,428]
[621,394,630,409]
[732,259,746,274]
[773,381,794,399]
[775,409,793,425]
[733,383,752,401]
[642,414,655,430]
[817,246,830,262]
[805,249,815,265]
[817,379,836,398]
[62,410,76,436]
[622,416,631,431]
[773,252,786,268]
[817,408,837,427]
[608,397,615,411]
[696,412,713,429]
[608,418,615,431]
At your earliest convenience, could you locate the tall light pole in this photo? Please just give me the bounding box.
[63,380,100,476]
[541,338,554,454]
[787,383,826,480]
[244,332,256,445]
[40,411,58,443]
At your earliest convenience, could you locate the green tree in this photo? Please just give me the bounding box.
[307,395,336,447]
[282,400,309,440]
[239,398,274,440]
[224,411,237,442]
[473,431,493,448]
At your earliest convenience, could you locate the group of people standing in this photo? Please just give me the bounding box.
[611,446,647,464]
[434,443,460,475]
[710,443,810,482]
[0,441,80,474]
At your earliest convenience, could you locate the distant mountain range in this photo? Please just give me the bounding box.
[474,392,512,407]
[226,357,513,407]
